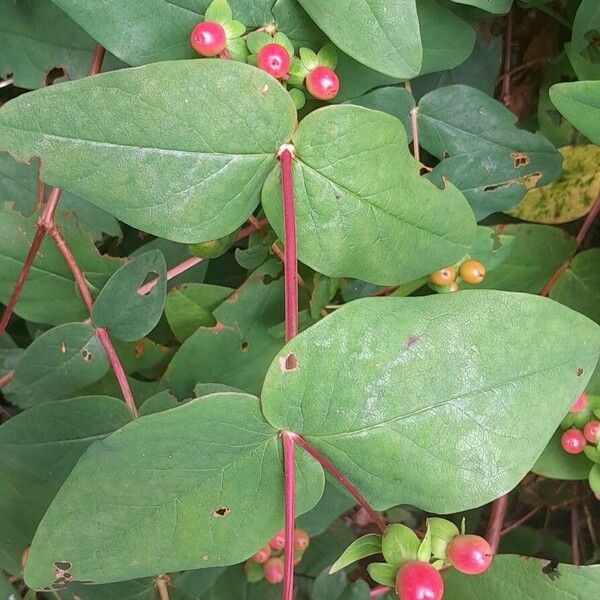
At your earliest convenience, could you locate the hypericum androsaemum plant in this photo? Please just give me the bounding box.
[0,1,599,599]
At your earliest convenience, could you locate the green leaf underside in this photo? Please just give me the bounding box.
[419,85,562,220]
[161,261,284,397]
[297,0,422,78]
[0,397,132,575]
[4,323,110,408]
[0,60,296,243]
[550,81,600,146]
[262,293,600,512]
[262,105,476,286]
[92,250,167,342]
[24,393,324,589]
[0,205,123,326]
[444,555,600,600]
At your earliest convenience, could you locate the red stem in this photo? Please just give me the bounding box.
[279,148,298,342]
[292,434,387,532]
[485,493,509,554]
[89,44,106,76]
[370,586,391,598]
[282,432,296,600]
[0,371,14,388]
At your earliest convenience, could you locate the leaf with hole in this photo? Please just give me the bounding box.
[0,60,296,244]
[23,393,324,588]
[262,105,476,285]
[92,251,167,342]
[261,293,600,512]
[4,323,110,408]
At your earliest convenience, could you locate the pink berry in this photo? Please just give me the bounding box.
[570,393,587,413]
[395,561,444,600]
[294,528,310,551]
[561,428,586,454]
[270,529,285,551]
[446,534,493,575]
[584,421,600,444]
[306,66,340,101]
[251,544,272,564]
[257,43,291,79]
[263,557,284,584]
[190,21,227,57]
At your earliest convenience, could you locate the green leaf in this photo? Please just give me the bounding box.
[109,338,174,379]
[0,0,123,89]
[272,0,328,50]
[428,517,460,559]
[0,573,20,599]
[205,565,280,599]
[446,0,512,13]
[0,205,123,326]
[330,533,382,574]
[466,225,576,294]
[312,568,370,600]
[261,293,600,512]
[161,261,284,397]
[0,333,22,379]
[467,226,514,275]
[52,578,155,600]
[300,47,320,70]
[273,32,295,57]
[24,394,324,588]
[569,0,600,80]
[417,0,475,76]
[533,430,592,481]
[0,60,296,244]
[317,43,338,70]
[0,396,131,575]
[139,390,181,417]
[419,85,562,220]
[443,555,600,600]
[590,463,600,496]
[550,81,600,145]
[367,563,397,587]
[262,105,476,285]
[92,251,167,342]
[4,324,110,408]
[297,0,422,78]
[550,249,600,324]
[224,20,246,39]
[165,283,233,342]
[382,524,420,567]
[246,31,272,54]
[205,0,233,24]
[498,525,571,564]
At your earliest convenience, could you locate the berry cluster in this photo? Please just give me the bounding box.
[244,528,310,585]
[428,259,486,293]
[189,0,340,107]
[560,391,600,499]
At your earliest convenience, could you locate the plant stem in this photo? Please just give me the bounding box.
[155,576,171,600]
[89,44,106,76]
[282,432,296,600]
[0,187,62,334]
[0,371,13,388]
[571,484,580,566]
[370,585,391,598]
[279,148,298,342]
[500,10,513,107]
[485,494,509,554]
[292,434,387,532]
[500,505,542,536]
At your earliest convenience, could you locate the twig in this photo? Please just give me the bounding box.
[282,432,296,600]
[370,586,391,598]
[89,44,106,76]
[571,483,580,566]
[155,575,171,600]
[500,505,542,536]
[500,10,513,107]
[372,286,399,297]
[539,261,570,297]
[485,494,509,554]
[582,501,598,551]
[292,434,387,532]
[0,371,14,388]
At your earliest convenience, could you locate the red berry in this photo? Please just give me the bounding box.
[570,393,588,413]
[257,43,291,79]
[190,21,227,57]
[263,557,284,585]
[293,528,310,551]
[561,428,586,454]
[270,529,286,551]
[584,421,600,444]
[306,66,340,100]
[251,544,272,564]
[396,561,444,600]
[446,534,493,575]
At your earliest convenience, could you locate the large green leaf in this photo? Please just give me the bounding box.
[261,293,600,512]
[24,394,324,589]
[447,0,512,13]
[568,0,600,80]
[550,249,600,324]
[0,60,296,244]
[161,261,284,397]
[0,396,131,575]
[550,81,600,145]
[49,0,271,65]
[444,555,600,600]
[297,0,422,78]
[0,0,123,89]
[0,205,123,325]
[92,251,167,342]
[0,333,22,379]
[272,0,327,50]
[419,85,562,220]
[262,105,476,286]
[4,323,110,408]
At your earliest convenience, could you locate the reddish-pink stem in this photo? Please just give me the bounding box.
[0,188,62,334]
[89,44,106,76]
[282,432,296,600]
[292,434,387,532]
[485,494,509,554]
[0,371,14,388]
[279,148,298,342]
[370,585,391,598]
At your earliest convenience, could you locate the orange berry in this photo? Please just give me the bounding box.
[429,266,456,286]
[459,260,486,285]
